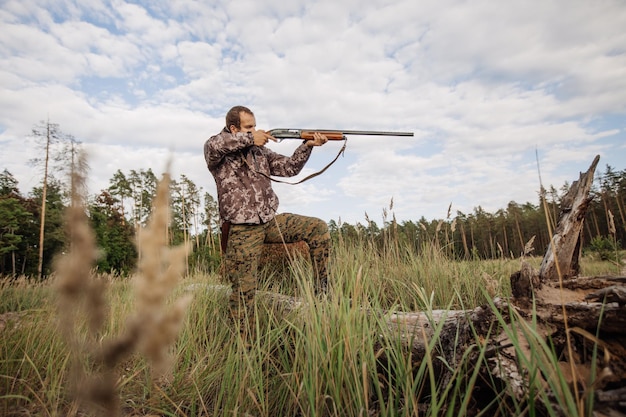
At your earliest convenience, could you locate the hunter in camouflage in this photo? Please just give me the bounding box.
[204,106,331,336]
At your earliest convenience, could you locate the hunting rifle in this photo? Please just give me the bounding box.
[260,128,413,185]
[267,128,414,141]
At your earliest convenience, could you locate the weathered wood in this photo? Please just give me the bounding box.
[539,155,600,282]
[596,386,626,409]
[382,154,626,413]
[510,260,541,299]
[585,285,626,305]
[507,155,626,415]
[560,275,626,290]
[509,157,626,330]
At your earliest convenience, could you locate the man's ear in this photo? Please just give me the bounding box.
[229,124,238,133]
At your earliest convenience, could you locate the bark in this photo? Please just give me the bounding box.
[538,155,600,282]
[507,155,626,415]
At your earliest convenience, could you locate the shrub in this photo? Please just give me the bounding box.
[587,235,622,263]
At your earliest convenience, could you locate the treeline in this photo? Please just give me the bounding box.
[0,165,225,277]
[0,122,624,278]
[0,121,217,277]
[333,167,625,262]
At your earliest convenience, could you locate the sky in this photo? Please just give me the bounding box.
[1,0,625,226]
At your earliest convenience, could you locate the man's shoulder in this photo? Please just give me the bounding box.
[211,128,231,139]
[205,129,234,148]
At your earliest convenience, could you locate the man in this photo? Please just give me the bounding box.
[204,105,331,336]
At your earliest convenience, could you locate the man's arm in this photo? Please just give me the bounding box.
[265,142,313,177]
[204,130,254,169]
[265,132,329,177]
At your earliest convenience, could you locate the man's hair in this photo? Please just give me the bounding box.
[226,106,254,130]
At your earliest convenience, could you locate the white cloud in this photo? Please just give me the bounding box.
[0,0,625,224]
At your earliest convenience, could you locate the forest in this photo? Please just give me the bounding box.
[0,121,624,279]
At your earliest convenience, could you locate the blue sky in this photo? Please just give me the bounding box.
[1,0,625,226]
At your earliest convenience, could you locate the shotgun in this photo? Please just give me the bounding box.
[267,128,414,141]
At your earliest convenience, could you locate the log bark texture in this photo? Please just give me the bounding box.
[508,155,626,415]
[538,154,600,282]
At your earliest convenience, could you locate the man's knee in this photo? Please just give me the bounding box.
[308,217,330,240]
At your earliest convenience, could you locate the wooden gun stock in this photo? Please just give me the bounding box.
[300,131,345,141]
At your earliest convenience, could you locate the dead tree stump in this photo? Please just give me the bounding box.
[508,155,626,415]
[538,154,600,282]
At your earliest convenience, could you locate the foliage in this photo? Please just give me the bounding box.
[587,236,622,264]
[89,191,138,274]
[28,179,67,276]
[0,169,20,196]
[0,198,32,260]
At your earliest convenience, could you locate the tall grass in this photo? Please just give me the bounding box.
[1,199,620,416]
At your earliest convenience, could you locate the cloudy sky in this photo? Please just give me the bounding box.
[1,0,625,226]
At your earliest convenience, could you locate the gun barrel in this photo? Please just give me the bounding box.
[268,128,414,138]
[331,129,414,137]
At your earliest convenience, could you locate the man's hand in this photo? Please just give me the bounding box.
[306,132,329,147]
[252,130,276,147]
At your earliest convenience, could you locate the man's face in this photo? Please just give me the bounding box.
[231,112,256,134]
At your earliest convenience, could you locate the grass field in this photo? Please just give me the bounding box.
[2,166,623,416]
[1,238,621,416]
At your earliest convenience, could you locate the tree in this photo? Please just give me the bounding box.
[169,178,185,246]
[56,134,85,202]
[0,169,20,197]
[28,178,66,276]
[108,169,132,220]
[170,175,201,247]
[203,192,219,251]
[128,168,157,229]
[181,175,201,249]
[89,191,137,274]
[0,196,32,275]
[29,120,76,277]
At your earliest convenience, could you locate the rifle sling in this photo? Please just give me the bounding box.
[243,139,347,185]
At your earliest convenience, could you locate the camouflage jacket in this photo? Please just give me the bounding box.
[204,128,313,224]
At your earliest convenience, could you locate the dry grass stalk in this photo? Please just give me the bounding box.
[54,150,112,414]
[131,169,193,377]
[523,235,536,257]
[608,209,616,236]
[54,155,192,416]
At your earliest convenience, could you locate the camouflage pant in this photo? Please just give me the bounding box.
[223,213,330,330]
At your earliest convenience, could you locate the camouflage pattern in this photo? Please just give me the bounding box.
[203,127,330,338]
[224,213,330,330]
[204,128,312,224]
